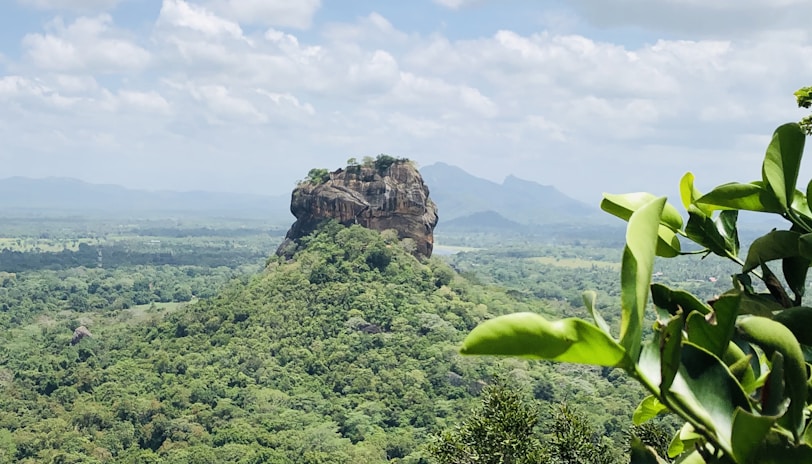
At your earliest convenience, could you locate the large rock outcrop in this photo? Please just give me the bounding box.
[277,160,438,258]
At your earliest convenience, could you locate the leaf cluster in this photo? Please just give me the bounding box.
[461,88,812,463]
[427,382,623,464]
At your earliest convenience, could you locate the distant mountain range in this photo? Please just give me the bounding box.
[0,164,599,228]
[0,176,291,221]
[421,162,599,228]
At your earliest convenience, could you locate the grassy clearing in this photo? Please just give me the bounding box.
[125,300,193,323]
[528,256,620,271]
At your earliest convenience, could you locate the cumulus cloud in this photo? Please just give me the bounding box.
[2,2,812,199]
[22,15,150,72]
[116,90,172,114]
[158,0,245,40]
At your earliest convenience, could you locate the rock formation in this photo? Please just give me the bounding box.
[70,325,92,345]
[277,159,439,258]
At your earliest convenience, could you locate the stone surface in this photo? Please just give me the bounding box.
[70,325,92,346]
[277,161,438,258]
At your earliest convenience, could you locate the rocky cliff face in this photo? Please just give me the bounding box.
[277,161,439,258]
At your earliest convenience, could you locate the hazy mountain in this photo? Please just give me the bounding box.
[0,176,292,222]
[420,163,599,224]
[0,163,600,227]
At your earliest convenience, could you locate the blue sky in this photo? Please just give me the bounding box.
[1,0,811,203]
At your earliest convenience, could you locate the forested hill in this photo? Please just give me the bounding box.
[0,222,642,463]
[420,162,599,225]
[0,177,290,220]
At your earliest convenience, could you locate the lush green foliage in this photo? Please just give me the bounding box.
[6,220,636,462]
[304,168,331,185]
[796,86,812,135]
[426,382,625,464]
[1,213,728,461]
[461,92,812,462]
[426,382,547,464]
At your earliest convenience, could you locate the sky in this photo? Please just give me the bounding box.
[1,0,811,203]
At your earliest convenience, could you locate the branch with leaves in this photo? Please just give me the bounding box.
[460,87,812,463]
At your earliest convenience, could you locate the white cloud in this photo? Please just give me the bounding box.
[347,50,400,94]
[184,82,267,123]
[0,74,172,117]
[22,15,150,72]
[3,3,812,200]
[117,90,172,114]
[206,0,321,29]
[322,12,409,45]
[158,0,245,40]
[0,75,73,107]
[256,89,314,116]
[52,74,98,93]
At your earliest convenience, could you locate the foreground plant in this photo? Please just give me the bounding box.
[461,90,812,463]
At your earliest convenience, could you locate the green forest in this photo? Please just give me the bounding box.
[0,214,695,463]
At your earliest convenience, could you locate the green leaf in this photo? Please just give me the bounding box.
[730,408,777,463]
[806,179,812,216]
[459,312,629,367]
[601,192,683,257]
[798,233,812,260]
[673,450,706,463]
[803,416,812,446]
[762,352,786,417]
[659,315,682,393]
[791,190,812,223]
[621,197,666,360]
[632,395,668,425]
[762,263,794,308]
[655,224,682,258]
[630,436,670,464]
[679,172,710,215]
[753,435,812,463]
[602,192,684,231]
[762,123,806,211]
[582,290,611,337]
[667,423,702,459]
[685,208,734,257]
[715,210,740,257]
[651,283,712,316]
[686,293,740,358]
[782,255,809,305]
[696,181,783,213]
[772,306,812,346]
[736,291,784,317]
[737,316,807,442]
[638,340,751,457]
[722,341,756,390]
[743,230,801,273]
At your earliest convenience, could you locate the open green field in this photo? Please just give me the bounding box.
[126,300,191,322]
